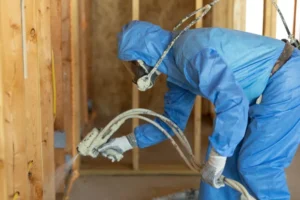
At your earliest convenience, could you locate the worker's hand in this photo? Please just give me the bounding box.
[97,135,134,162]
[201,148,227,188]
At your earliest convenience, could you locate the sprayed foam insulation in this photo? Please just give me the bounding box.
[89,0,133,167]
[91,0,132,124]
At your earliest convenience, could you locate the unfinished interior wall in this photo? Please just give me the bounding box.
[85,0,205,173]
[91,0,132,124]
[88,0,134,169]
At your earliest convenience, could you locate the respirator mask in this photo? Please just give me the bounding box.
[122,59,160,91]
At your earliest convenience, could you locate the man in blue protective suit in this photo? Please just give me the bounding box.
[97,20,300,200]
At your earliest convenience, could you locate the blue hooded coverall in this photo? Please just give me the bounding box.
[118,21,300,200]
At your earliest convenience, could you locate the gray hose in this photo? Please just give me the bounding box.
[98,109,255,199]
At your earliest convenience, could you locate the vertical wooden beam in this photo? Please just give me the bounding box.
[79,0,89,127]
[62,0,72,154]
[200,0,210,121]
[293,0,297,36]
[212,0,229,28]
[0,1,28,199]
[24,0,45,199]
[132,0,140,171]
[0,23,6,200]
[226,0,246,30]
[50,0,68,195]
[85,0,92,103]
[37,0,56,198]
[62,1,81,198]
[263,0,277,37]
[70,0,81,171]
[294,0,300,39]
[51,0,64,131]
[0,3,10,199]
[194,0,203,164]
[232,0,246,30]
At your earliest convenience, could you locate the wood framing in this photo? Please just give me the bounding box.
[293,0,297,36]
[132,0,140,171]
[232,0,246,30]
[294,0,300,39]
[39,0,56,197]
[0,22,5,199]
[25,0,46,199]
[0,0,55,199]
[50,0,68,195]
[51,0,64,131]
[62,0,72,155]
[263,0,277,37]
[70,0,81,171]
[194,0,203,164]
[79,0,89,128]
[62,0,81,171]
[0,1,27,199]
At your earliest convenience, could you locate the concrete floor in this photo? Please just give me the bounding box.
[66,150,300,200]
[64,118,300,200]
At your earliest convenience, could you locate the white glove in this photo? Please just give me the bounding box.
[98,135,134,162]
[201,148,227,188]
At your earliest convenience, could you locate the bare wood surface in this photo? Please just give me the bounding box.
[132,0,140,171]
[61,0,72,155]
[263,0,277,37]
[294,0,300,39]
[51,0,64,131]
[37,0,56,198]
[24,0,45,198]
[0,1,28,199]
[79,0,89,127]
[70,0,81,170]
[194,0,203,165]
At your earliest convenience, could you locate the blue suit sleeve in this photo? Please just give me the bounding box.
[134,82,196,148]
[189,48,249,157]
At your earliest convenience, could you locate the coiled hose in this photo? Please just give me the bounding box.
[99,108,255,200]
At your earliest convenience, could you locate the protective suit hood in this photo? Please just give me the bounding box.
[118,20,175,75]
